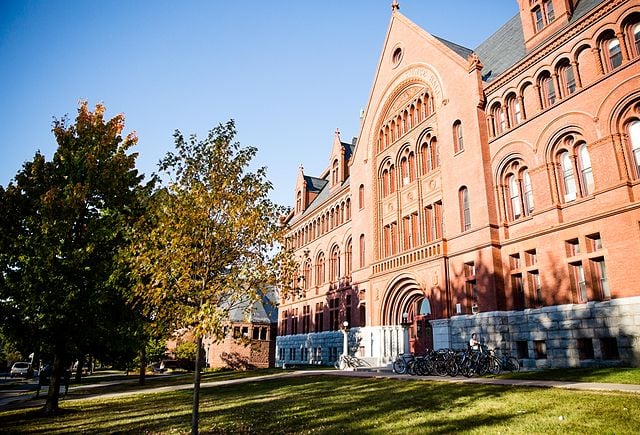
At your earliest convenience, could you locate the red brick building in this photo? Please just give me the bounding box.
[278,0,640,369]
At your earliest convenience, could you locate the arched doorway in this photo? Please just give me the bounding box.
[380,275,433,355]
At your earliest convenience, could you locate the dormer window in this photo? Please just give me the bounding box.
[332,159,339,186]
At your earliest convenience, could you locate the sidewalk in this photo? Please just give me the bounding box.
[2,369,639,411]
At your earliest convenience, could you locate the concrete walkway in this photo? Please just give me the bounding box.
[2,369,639,411]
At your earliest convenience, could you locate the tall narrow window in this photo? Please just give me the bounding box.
[330,245,340,282]
[522,169,534,215]
[578,144,594,195]
[608,38,622,70]
[592,258,611,300]
[345,238,352,277]
[541,73,556,107]
[359,234,365,268]
[544,0,555,22]
[629,121,640,178]
[359,184,365,209]
[453,121,464,153]
[315,252,325,286]
[400,156,409,186]
[573,262,587,303]
[332,159,339,186]
[559,61,577,95]
[634,23,640,57]
[296,191,302,214]
[459,187,471,231]
[560,151,577,202]
[534,7,544,31]
[508,174,522,219]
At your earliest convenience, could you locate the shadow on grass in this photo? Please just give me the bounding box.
[1,375,639,434]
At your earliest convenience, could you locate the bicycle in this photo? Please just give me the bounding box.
[392,354,416,374]
[334,354,370,370]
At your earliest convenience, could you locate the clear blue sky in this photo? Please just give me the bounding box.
[0,0,518,208]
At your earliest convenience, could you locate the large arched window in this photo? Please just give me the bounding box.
[629,120,640,177]
[554,134,594,203]
[459,186,471,231]
[500,160,534,222]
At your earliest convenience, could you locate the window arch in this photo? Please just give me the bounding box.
[329,245,341,282]
[556,58,577,97]
[315,252,325,286]
[453,120,464,153]
[499,160,535,222]
[628,120,640,178]
[553,134,594,203]
[599,30,623,72]
[538,71,556,108]
[358,184,365,209]
[296,191,302,214]
[490,103,506,136]
[420,133,439,174]
[379,160,396,198]
[398,147,416,186]
[303,259,312,290]
[506,93,522,126]
[345,238,353,276]
[459,186,471,231]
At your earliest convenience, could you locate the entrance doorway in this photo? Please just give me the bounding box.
[408,298,433,353]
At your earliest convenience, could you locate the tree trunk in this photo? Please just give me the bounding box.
[138,347,146,386]
[190,336,203,435]
[43,354,63,416]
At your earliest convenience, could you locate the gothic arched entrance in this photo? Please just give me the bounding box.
[380,275,433,355]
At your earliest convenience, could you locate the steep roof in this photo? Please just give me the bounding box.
[434,36,474,60]
[475,0,606,83]
[228,287,278,324]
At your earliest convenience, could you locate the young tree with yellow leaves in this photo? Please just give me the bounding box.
[127,120,296,435]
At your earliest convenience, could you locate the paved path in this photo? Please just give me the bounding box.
[2,369,639,411]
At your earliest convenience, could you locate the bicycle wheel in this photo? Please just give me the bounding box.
[506,356,520,372]
[489,356,501,375]
[393,357,407,374]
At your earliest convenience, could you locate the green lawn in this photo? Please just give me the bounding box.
[1,373,638,434]
[494,366,640,384]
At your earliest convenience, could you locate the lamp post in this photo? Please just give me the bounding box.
[341,320,349,360]
[401,312,409,355]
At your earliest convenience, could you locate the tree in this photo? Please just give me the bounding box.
[127,120,294,434]
[0,102,148,415]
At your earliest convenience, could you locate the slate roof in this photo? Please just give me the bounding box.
[435,36,474,60]
[474,0,605,83]
[228,287,278,324]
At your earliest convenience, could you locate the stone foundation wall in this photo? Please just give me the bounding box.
[448,297,640,369]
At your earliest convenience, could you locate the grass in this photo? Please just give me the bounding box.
[494,367,640,384]
[1,372,639,434]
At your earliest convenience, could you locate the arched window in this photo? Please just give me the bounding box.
[332,159,339,186]
[303,259,312,289]
[408,151,416,182]
[539,72,556,107]
[453,120,464,153]
[345,198,351,220]
[557,59,577,96]
[459,186,471,231]
[330,245,340,282]
[315,252,325,286]
[522,169,534,215]
[559,150,578,202]
[491,103,503,136]
[577,143,594,195]
[634,23,640,57]
[358,184,365,209]
[345,238,353,276]
[400,156,409,187]
[607,37,622,70]
[506,93,522,126]
[508,174,522,220]
[501,161,534,222]
[629,120,640,177]
[420,138,432,174]
[296,191,302,214]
